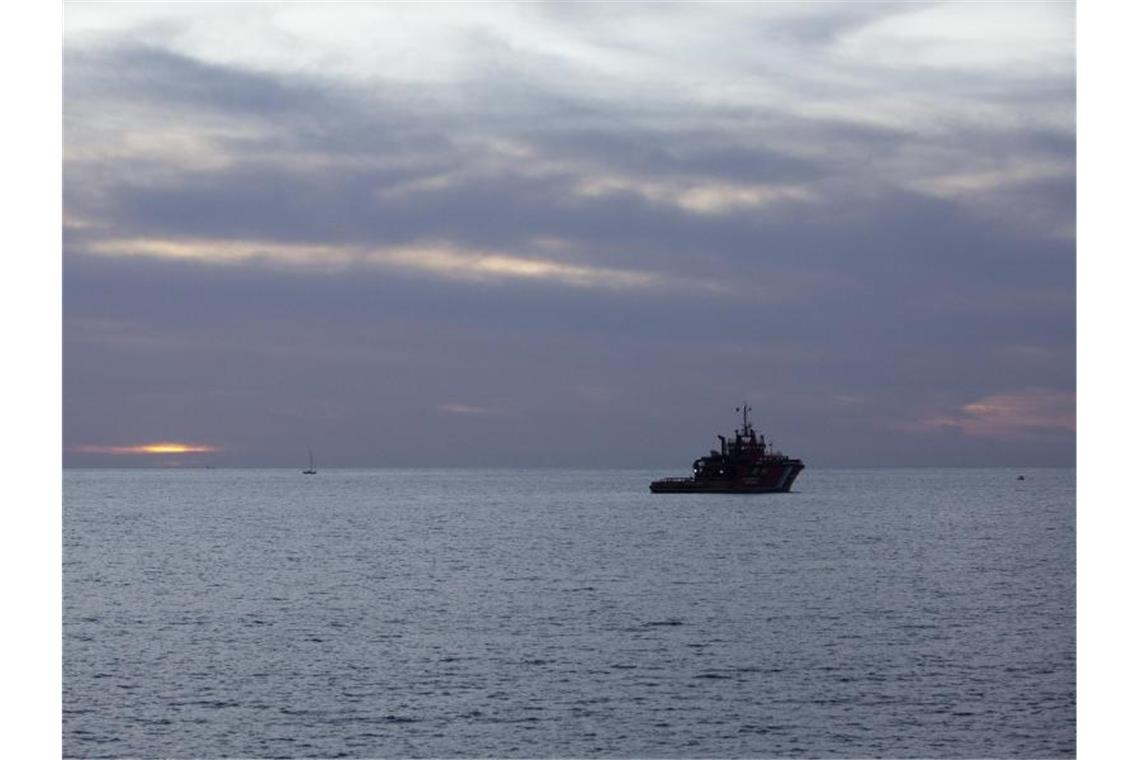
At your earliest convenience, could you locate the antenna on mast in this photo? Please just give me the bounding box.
[735,402,753,436]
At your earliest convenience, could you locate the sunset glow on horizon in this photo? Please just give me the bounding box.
[72,442,219,455]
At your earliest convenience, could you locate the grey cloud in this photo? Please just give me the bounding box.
[62,3,1075,467]
[759,2,916,47]
[520,127,831,184]
[66,46,340,116]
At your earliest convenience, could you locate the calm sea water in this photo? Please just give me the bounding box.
[64,468,1074,758]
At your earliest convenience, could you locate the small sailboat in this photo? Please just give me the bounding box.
[302,450,317,475]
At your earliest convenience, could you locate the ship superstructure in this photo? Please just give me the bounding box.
[650,405,804,493]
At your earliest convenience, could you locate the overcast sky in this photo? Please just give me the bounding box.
[62,1,1075,468]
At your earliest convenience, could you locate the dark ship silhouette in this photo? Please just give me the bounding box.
[650,404,804,493]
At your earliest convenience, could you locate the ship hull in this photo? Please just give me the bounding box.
[650,462,804,494]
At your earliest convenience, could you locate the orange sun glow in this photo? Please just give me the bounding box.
[72,442,219,455]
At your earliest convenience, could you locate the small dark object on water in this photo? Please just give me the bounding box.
[650,404,804,494]
[1017,475,1025,481]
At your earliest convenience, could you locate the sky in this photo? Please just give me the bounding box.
[61,1,1076,468]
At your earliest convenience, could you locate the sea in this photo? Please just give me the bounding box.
[63,468,1075,758]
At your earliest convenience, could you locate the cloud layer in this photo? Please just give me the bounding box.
[63,3,1075,466]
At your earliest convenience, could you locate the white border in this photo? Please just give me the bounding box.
[1077,1,1137,757]
[4,1,62,756]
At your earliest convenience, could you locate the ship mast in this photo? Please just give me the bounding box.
[736,403,752,435]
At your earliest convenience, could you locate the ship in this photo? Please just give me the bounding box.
[650,404,804,493]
